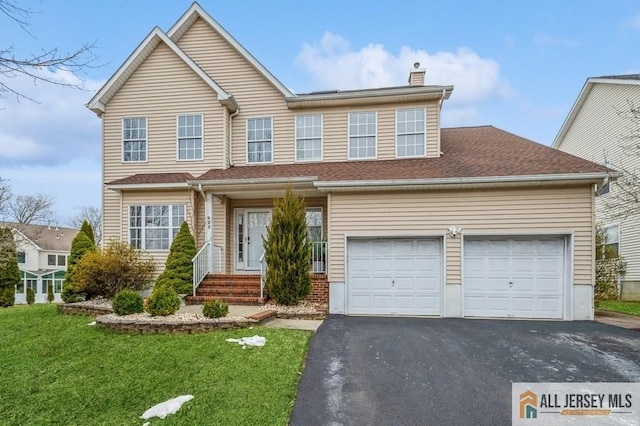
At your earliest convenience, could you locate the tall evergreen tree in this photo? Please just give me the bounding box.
[263,186,312,305]
[61,230,95,302]
[0,227,20,307]
[80,220,95,244]
[156,222,197,294]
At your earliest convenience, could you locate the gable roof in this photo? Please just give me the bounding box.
[167,2,295,98]
[107,173,194,189]
[1,222,79,252]
[189,126,608,187]
[86,26,237,115]
[553,74,640,148]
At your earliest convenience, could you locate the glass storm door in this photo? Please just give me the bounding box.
[245,211,270,270]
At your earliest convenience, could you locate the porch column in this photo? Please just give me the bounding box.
[205,192,214,272]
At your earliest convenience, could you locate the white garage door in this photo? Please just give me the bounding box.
[463,237,565,319]
[347,238,442,316]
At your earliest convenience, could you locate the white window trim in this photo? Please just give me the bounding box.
[246,116,274,164]
[604,223,621,254]
[122,117,149,163]
[295,114,323,162]
[176,113,205,162]
[395,108,427,158]
[127,204,185,252]
[306,207,324,238]
[348,111,377,160]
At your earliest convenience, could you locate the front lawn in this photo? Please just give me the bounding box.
[0,305,311,425]
[597,300,640,316]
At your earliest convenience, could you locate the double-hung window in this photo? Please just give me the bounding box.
[129,204,185,250]
[396,108,426,157]
[348,112,376,159]
[177,114,203,160]
[123,117,147,162]
[603,224,620,258]
[305,208,323,241]
[17,252,25,264]
[296,115,322,161]
[247,118,272,163]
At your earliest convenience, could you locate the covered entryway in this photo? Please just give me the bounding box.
[463,236,566,319]
[347,238,442,316]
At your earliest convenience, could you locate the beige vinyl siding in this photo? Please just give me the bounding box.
[558,82,640,281]
[175,18,440,165]
[103,42,226,184]
[120,190,195,269]
[328,186,594,285]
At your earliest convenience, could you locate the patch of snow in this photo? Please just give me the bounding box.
[140,395,194,420]
[87,321,96,326]
[142,423,150,426]
[225,335,266,347]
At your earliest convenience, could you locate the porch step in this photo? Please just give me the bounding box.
[185,295,266,305]
[196,286,261,297]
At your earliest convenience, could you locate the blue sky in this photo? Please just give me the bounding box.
[1,0,640,224]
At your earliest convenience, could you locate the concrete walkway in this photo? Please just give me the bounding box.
[178,304,323,331]
[595,310,640,330]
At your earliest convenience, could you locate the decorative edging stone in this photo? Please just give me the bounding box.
[95,315,259,334]
[274,312,327,320]
[58,303,114,317]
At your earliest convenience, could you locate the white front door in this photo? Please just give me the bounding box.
[347,238,442,316]
[245,211,270,270]
[463,237,565,319]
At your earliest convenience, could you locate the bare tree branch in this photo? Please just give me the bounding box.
[5,193,55,225]
[0,177,9,216]
[0,0,100,103]
[68,206,102,242]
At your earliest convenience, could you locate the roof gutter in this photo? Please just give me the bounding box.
[187,176,318,187]
[106,182,190,191]
[313,172,617,190]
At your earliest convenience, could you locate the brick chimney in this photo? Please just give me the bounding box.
[408,62,426,86]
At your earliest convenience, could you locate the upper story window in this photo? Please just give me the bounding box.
[129,204,185,251]
[348,112,377,159]
[17,251,25,264]
[306,207,323,241]
[48,254,56,266]
[48,254,66,266]
[122,117,147,162]
[177,114,203,160]
[247,117,272,163]
[296,115,322,161]
[596,181,610,196]
[396,108,426,157]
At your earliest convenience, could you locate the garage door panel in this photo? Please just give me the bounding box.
[463,237,565,319]
[347,238,442,316]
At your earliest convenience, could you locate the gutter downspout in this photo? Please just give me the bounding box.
[228,108,240,168]
[437,89,446,157]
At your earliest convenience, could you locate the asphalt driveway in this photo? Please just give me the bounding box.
[291,316,640,426]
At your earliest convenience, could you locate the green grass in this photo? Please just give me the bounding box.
[597,300,640,316]
[0,305,311,425]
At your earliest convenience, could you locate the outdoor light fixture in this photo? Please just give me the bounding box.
[447,227,462,238]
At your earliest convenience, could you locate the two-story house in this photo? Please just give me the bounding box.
[1,222,78,304]
[553,74,640,301]
[88,2,609,320]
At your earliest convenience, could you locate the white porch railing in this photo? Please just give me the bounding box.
[311,241,327,273]
[259,251,266,300]
[192,243,223,296]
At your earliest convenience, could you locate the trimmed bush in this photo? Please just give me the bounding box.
[155,222,197,295]
[46,283,54,304]
[0,227,19,307]
[202,299,229,319]
[26,287,35,305]
[61,287,86,303]
[73,241,156,299]
[145,286,180,317]
[112,290,144,316]
[263,186,312,305]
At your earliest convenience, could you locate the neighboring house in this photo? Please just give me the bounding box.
[0,222,79,303]
[553,74,640,301]
[87,3,608,320]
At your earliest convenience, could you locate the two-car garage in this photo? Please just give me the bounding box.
[345,236,567,319]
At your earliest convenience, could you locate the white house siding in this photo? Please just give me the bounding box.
[557,82,640,284]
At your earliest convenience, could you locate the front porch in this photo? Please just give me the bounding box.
[188,181,329,307]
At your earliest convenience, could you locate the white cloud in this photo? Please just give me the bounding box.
[295,32,512,124]
[0,69,104,167]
